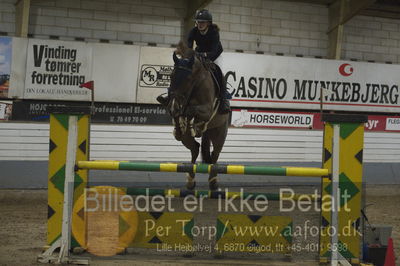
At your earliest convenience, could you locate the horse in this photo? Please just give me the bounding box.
[167,41,229,190]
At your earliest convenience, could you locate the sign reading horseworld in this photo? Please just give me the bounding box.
[231,109,400,132]
[217,52,400,113]
[232,109,315,129]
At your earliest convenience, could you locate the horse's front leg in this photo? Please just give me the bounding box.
[186,105,213,137]
[181,135,200,190]
[208,151,220,191]
[207,125,228,191]
[172,117,183,141]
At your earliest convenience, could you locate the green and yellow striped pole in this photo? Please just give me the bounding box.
[77,161,329,177]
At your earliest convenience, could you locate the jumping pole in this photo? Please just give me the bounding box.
[39,107,366,265]
[76,160,329,177]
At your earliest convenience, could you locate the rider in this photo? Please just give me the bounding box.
[157,9,231,114]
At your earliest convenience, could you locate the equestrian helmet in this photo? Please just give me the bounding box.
[194,9,212,22]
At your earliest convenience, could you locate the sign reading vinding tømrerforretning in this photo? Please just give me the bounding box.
[24,39,92,100]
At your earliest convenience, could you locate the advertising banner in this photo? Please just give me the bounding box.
[24,39,92,100]
[0,101,12,120]
[231,109,400,132]
[232,109,316,129]
[10,40,400,113]
[217,53,400,113]
[91,43,140,102]
[386,117,400,131]
[0,37,12,98]
[136,46,174,104]
[11,100,171,125]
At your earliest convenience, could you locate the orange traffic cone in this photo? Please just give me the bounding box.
[384,237,396,266]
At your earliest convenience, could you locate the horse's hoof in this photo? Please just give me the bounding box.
[186,181,196,190]
[209,180,218,191]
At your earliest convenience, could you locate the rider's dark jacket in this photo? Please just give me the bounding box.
[187,24,223,62]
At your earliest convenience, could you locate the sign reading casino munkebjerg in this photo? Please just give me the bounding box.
[218,53,400,113]
[24,39,92,100]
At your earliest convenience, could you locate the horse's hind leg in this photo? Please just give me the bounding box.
[181,136,200,190]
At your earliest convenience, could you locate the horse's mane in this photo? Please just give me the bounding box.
[174,40,210,75]
[175,41,194,59]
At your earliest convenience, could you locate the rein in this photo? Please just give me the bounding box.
[171,76,198,117]
[170,54,219,137]
[175,65,193,73]
[170,58,201,117]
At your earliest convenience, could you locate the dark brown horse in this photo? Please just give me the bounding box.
[168,41,229,190]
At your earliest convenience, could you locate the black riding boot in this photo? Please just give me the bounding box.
[218,82,231,114]
[156,93,170,107]
[219,98,230,114]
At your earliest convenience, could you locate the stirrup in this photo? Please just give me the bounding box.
[156,94,169,106]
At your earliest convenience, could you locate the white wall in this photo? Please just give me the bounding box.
[1,122,399,163]
[209,0,329,57]
[343,15,400,63]
[0,0,15,34]
[1,0,400,63]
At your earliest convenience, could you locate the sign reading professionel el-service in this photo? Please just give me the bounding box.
[11,100,171,125]
[216,53,400,113]
[24,39,92,100]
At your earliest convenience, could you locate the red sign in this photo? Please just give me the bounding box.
[231,109,400,132]
[338,63,353,77]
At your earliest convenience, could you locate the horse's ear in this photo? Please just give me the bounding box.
[177,40,185,54]
[173,51,179,64]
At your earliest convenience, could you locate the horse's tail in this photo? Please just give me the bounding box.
[201,132,212,164]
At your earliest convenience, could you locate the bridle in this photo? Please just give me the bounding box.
[169,52,197,118]
[174,64,193,73]
[169,50,219,138]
